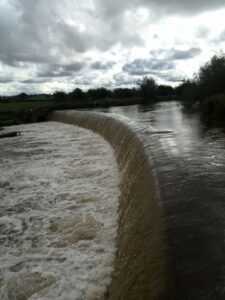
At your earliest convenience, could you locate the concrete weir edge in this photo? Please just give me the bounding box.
[48,110,168,300]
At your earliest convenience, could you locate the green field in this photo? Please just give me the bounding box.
[0,100,54,113]
[0,97,55,126]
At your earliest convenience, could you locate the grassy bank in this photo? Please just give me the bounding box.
[0,97,141,126]
[0,99,54,126]
[0,100,54,112]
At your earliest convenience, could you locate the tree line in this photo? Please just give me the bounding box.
[51,84,175,104]
[1,54,224,107]
[175,53,225,125]
[1,53,225,125]
[0,83,175,104]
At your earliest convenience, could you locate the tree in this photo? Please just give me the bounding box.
[17,93,28,101]
[69,88,85,102]
[53,91,67,104]
[196,54,225,99]
[157,85,174,97]
[139,77,157,102]
[175,80,201,101]
[176,54,225,102]
[113,88,139,98]
[87,88,112,101]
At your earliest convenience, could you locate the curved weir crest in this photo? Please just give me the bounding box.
[48,110,168,300]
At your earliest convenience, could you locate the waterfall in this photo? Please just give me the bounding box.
[48,110,168,300]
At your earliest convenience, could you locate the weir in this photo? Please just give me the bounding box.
[48,110,168,300]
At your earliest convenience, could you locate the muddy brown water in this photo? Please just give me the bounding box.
[50,101,225,299]
[49,111,167,300]
[90,101,225,299]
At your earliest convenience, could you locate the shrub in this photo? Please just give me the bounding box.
[139,77,157,102]
[201,93,225,125]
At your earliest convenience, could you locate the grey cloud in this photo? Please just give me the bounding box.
[38,70,70,78]
[55,21,92,54]
[12,82,43,95]
[0,1,92,66]
[0,0,58,65]
[0,77,14,84]
[37,63,85,78]
[96,0,225,19]
[146,0,225,15]
[123,58,174,76]
[74,79,92,86]
[21,78,48,84]
[72,75,96,86]
[90,61,115,70]
[64,63,85,72]
[159,73,184,83]
[196,26,210,38]
[211,29,225,44]
[113,73,138,86]
[169,48,201,60]
[219,30,225,41]
[122,50,190,81]
[150,47,201,60]
[149,49,167,58]
[0,0,142,68]
[0,0,223,95]
[0,0,212,70]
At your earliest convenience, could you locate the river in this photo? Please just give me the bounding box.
[0,122,119,300]
[91,101,225,299]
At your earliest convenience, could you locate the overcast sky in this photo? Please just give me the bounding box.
[0,0,225,95]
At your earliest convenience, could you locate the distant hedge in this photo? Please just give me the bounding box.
[201,93,225,125]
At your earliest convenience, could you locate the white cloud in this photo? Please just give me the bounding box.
[0,0,225,94]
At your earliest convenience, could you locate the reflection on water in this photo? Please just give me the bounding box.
[92,101,225,299]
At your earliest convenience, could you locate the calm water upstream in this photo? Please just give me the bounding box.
[91,101,225,299]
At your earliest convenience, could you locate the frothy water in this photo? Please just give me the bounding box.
[0,122,120,300]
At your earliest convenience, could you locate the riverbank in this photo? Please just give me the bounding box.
[0,97,141,127]
[181,93,225,128]
[0,94,179,127]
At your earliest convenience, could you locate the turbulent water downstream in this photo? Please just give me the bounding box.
[93,101,225,299]
[0,122,120,300]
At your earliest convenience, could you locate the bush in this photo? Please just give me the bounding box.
[113,88,139,98]
[201,93,225,125]
[176,54,225,102]
[197,54,225,98]
[69,88,85,102]
[53,91,67,104]
[139,77,157,102]
[87,88,112,101]
[157,85,174,97]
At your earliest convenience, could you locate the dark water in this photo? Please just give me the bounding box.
[92,101,225,299]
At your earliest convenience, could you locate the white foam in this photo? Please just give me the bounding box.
[0,122,120,300]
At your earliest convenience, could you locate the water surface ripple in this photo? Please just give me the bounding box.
[94,101,225,299]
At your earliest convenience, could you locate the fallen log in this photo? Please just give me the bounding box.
[0,131,21,139]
